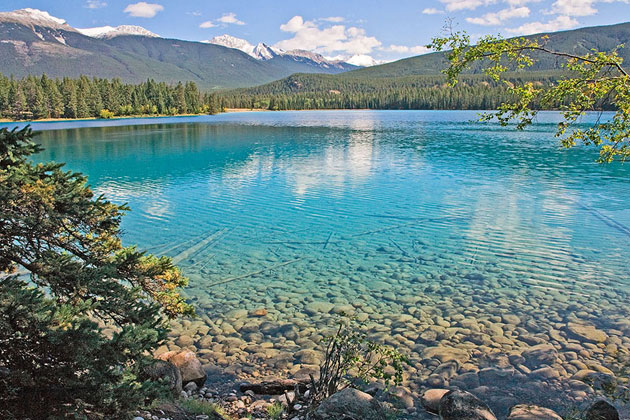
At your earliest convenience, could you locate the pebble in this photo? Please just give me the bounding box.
[507,404,562,420]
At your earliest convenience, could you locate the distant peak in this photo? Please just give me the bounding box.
[253,42,281,60]
[0,8,68,28]
[77,25,159,38]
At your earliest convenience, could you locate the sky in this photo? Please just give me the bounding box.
[3,0,630,63]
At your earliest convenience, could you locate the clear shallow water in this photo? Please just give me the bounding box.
[13,111,630,416]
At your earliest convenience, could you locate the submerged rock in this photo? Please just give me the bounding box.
[304,301,334,315]
[584,400,619,420]
[567,323,608,343]
[423,346,470,363]
[438,390,497,420]
[312,388,386,420]
[507,404,562,420]
[522,344,558,369]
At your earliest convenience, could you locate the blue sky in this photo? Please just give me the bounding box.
[3,0,630,63]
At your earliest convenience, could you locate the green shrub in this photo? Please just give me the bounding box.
[180,399,222,417]
[309,318,409,407]
[266,401,284,419]
[99,108,115,119]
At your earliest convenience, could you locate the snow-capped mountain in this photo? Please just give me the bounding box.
[253,43,281,60]
[205,34,358,68]
[206,34,255,55]
[77,25,159,39]
[0,8,68,28]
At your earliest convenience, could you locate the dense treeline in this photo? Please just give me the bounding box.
[0,74,221,120]
[221,71,615,111]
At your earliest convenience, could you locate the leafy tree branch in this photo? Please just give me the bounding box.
[429,27,630,163]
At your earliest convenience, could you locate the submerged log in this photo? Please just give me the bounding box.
[207,258,301,287]
[239,378,309,395]
[171,228,229,264]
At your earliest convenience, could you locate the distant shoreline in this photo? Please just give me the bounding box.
[0,112,212,124]
[0,109,275,124]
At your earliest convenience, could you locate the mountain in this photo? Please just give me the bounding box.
[0,8,357,89]
[225,21,630,100]
[205,34,356,71]
[76,25,159,39]
[343,22,630,79]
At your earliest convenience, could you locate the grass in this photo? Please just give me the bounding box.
[266,402,284,419]
[180,399,224,417]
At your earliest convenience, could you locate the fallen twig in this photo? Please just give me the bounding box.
[208,258,302,287]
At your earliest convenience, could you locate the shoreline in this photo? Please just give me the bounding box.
[0,109,614,124]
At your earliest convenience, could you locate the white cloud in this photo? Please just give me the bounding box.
[217,12,245,25]
[506,15,579,34]
[85,0,107,9]
[319,16,345,22]
[384,44,431,54]
[123,2,163,18]
[274,16,381,56]
[505,0,542,4]
[551,0,597,16]
[422,8,445,14]
[346,54,383,67]
[200,12,245,28]
[467,6,530,25]
[440,0,497,11]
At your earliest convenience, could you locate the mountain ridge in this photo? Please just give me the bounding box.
[205,34,356,70]
[221,21,630,110]
[0,8,358,89]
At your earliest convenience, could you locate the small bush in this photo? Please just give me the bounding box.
[180,399,222,416]
[309,318,409,407]
[266,401,284,419]
[99,108,115,119]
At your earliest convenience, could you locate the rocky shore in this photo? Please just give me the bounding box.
[136,347,626,420]
[157,287,630,418]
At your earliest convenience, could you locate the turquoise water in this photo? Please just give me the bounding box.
[9,111,630,415]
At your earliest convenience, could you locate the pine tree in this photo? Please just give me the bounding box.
[0,127,193,418]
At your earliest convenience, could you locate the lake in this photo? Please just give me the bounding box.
[6,110,630,417]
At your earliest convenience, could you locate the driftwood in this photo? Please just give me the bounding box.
[323,232,335,249]
[207,258,302,287]
[171,228,229,264]
[350,221,415,237]
[390,239,410,257]
[239,379,309,395]
[577,202,630,237]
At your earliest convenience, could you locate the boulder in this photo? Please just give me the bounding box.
[420,388,449,414]
[584,401,619,420]
[158,350,207,387]
[312,388,386,420]
[143,360,182,397]
[507,404,562,420]
[438,390,497,420]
